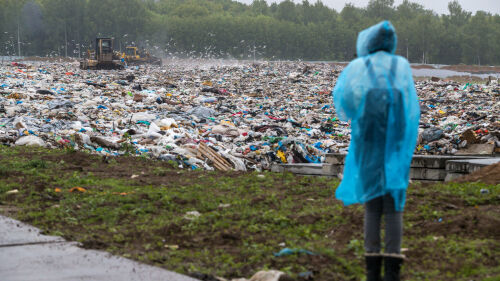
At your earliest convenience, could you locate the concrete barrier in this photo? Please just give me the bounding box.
[444,158,500,181]
[271,153,499,181]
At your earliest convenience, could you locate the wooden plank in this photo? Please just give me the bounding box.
[198,142,232,171]
[199,144,231,170]
[199,146,221,170]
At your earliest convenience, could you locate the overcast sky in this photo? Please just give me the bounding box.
[236,0,500,15]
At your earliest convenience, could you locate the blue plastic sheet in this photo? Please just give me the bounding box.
[332,21,420,211]
[273,248,316,257]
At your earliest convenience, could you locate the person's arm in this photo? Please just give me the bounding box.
[400,58,421,154]
[333,62,357,121]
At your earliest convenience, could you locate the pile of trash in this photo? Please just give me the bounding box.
[415,79,500,155]
[0,60,498,171]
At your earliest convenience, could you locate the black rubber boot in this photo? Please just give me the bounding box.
[383,255,404,281]
[365,254,383,281]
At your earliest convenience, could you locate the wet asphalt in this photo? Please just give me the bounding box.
[0,215,198,281]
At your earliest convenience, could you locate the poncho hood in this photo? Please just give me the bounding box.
[356,20,397,57]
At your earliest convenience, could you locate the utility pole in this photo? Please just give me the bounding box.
[64,24,68,57]
[77,30,81,59]
[17,21,21,57]
[406,38,409,61]
[253,43,256,62]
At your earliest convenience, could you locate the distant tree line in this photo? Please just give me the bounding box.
[1,0,499,64]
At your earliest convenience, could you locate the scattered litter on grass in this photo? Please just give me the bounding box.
[184,210,201,220]
[164,244,179,250]
[273,247,316,257]
[69,187,86,193]
[233,270,288,281]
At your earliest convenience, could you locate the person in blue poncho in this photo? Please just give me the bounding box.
[332,21,420,281]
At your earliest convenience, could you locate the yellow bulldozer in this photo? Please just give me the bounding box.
[80,37,125,70]
[122,46,162,66]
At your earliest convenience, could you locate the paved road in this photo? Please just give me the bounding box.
[0,215,199,281]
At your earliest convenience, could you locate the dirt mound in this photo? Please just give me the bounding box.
[442,64,500,74]
[418,209,500,239]
[411,64,436,70]
[455,162,500,185]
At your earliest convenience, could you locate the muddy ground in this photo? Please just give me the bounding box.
[0,147,499,280]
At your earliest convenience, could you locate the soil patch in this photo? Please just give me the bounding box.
[411,64,436,70]
[441,64,500,74]
[13,149,239,188]
[416,207,500,239]
[455,162,500,185]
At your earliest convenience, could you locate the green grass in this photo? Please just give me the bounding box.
[0,145,498,280]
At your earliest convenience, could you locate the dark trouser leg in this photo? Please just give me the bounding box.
[365,196,383,253]
[365,197,383,281]
[383,194,403,254]
[382,194,404,281]
[365,195,403,253]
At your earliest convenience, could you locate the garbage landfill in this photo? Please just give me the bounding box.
[0,60,498,171]
[415,79,499,155]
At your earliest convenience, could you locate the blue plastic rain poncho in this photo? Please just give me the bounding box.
[332,21,420,211]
